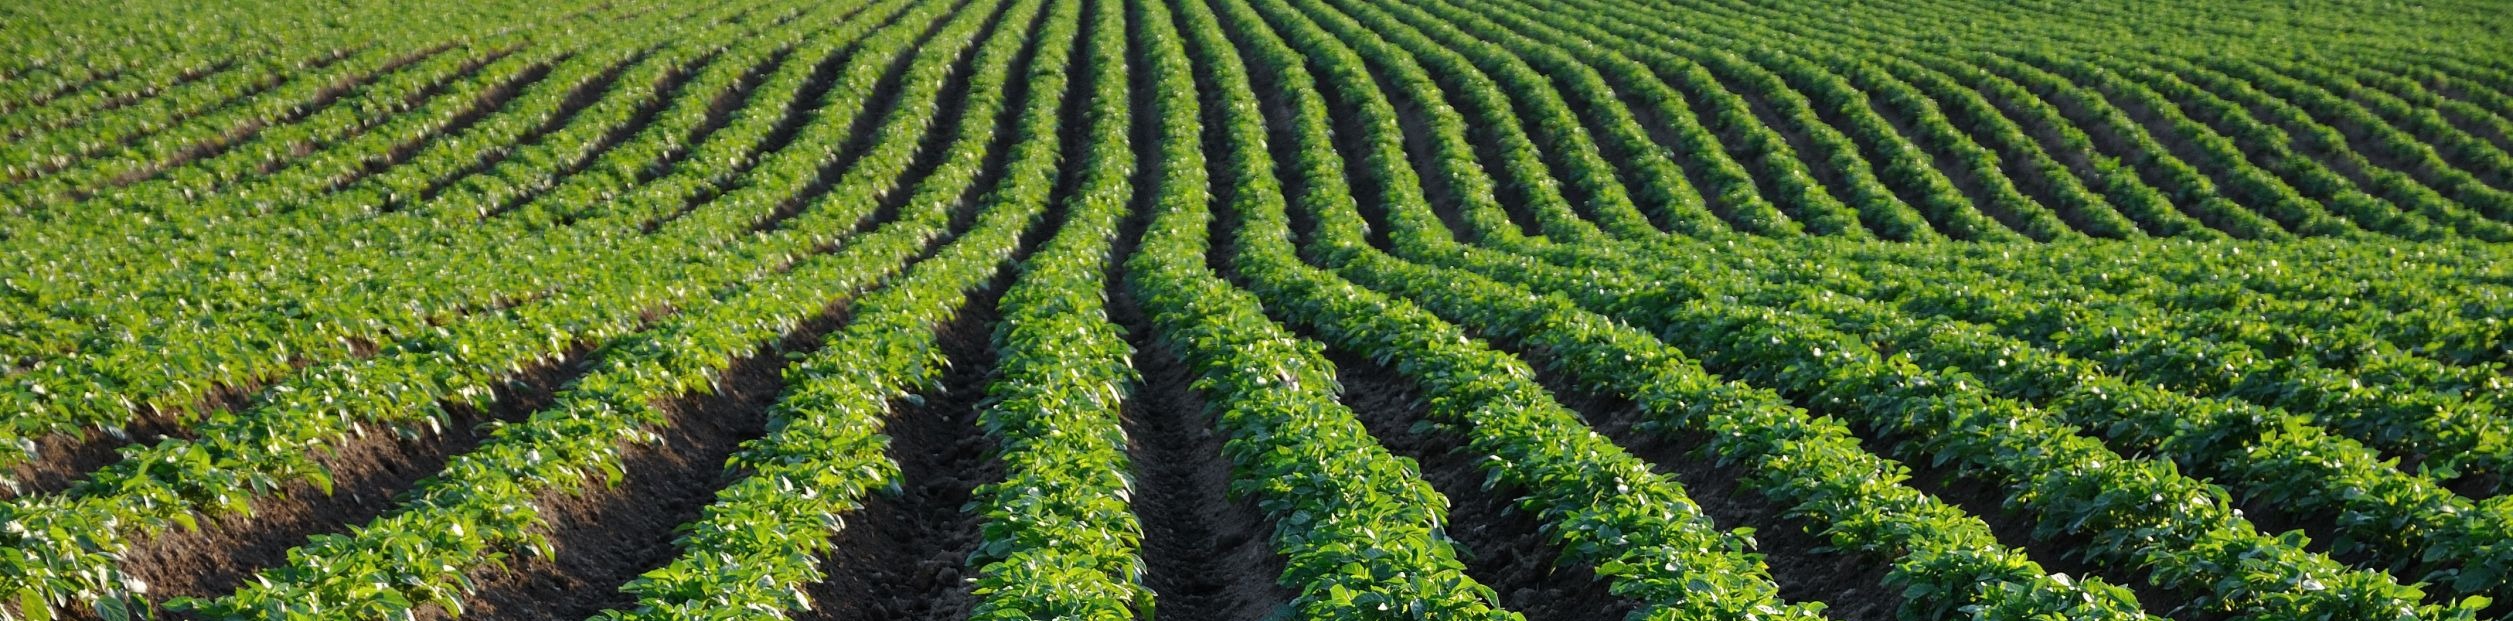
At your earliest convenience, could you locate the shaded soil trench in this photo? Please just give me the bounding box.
[419,310,851,620]
[1107,85,1296,617]
[7,334,387,501]
[1837,416,2207,620]
[798,268,1012,621]
[4,387,241,500]
[1324,349,1642,621]
[1512,352,1901,621]
[1855,75,2048,236]
[122,346,596,613]
[1112,317,1294,621]
[455,0,1056,605]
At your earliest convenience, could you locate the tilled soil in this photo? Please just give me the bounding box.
[1110,288,1293,620]
[422,313,844,620]
[799,279,1007,621]
[1843,416,2203,620]
[1530,367,1903,621]
[123,349,591,611]
[1325,349,1642,621]
[7,402,199,501]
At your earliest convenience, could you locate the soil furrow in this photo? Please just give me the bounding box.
[1108,42,1295,608]
[1834,410,2204,620]
[1326,349,1641,621]
[800,269,1013,621]
[427,313,844,620]
[1518,360,1901,621]
[3,339,382,502]
[122,347,595,607]
[81,43,479,197]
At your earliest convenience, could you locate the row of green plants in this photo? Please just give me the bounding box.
[1358,0,1673,243]
[1748,47,2023,241]
[3,39,502,209]
[1219,0,1827,615]
[0,0,821,479]
[2289,62,2513,187]
[1276,1,2161,615]
[2150,56,2513,240]
[1263,3,2168,610]
[1437,0,2513,610]
[1821,54,2102,239]
[610,0,1087,614]
[960,0,1154,615]
[1573,0,2289,240]
[1527,237,2513,602]
[2350,66,2513,165]
[1144,0,1518,614]
[1811,246,2513,490]
[1789,239,2508,371]
[1895,55,2209,238]
[1668,0,2513,240]
[180,0,1050,612]
[2225,60,2513,224]
[2034,52,2361,236]
[0,0,972,613]
[1467,0,2513,465]
[0,0,761,383]
[2109,55,2449,238]
[1448,243,2477,619]
[1451,12,1728,237]
[1639,249,2508,495]
[0,0,599,128]
[1387,8,2482,615]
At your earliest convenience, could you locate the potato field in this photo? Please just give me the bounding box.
[3,0,2511,619]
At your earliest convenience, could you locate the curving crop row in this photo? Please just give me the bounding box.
[0,0,987,612]
[1145,0,1517,614]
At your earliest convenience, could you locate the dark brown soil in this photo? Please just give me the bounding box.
[1324,350,1642,621]
[1842,422,2205,621]
[418,314,837,620]
[797,273,1007,621]
[1525,366,1903,621]
[1108,252,1294,620]
[1853,68,2044,237]
[1107,6,1296,613]
[1113,335,1294,621]
[121,348,593,608]
[4,393,221,501]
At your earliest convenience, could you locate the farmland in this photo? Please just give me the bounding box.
[3,0,2511,618]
